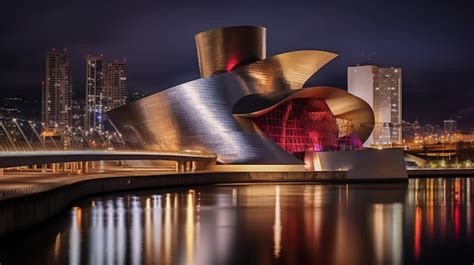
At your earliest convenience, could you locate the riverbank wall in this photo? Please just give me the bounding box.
[0,171,347,238]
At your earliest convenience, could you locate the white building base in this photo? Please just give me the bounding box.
[305,149,407,179]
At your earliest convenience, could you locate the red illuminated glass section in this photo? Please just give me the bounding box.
[252,98,362,160]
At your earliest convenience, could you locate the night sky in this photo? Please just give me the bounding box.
[1,0,473,131]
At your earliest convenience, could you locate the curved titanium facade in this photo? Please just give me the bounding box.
[195,26,266,78]
[107,26,375,164]
[233,86,375,143]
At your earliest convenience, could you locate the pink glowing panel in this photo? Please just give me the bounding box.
[252,98,362,160]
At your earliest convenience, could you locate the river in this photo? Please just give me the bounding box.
[1,178,473,265]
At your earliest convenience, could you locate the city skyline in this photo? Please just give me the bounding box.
[1,0,473,131]
[2,52,471,133]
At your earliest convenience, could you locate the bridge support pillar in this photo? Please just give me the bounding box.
[175,161,189,172]
[71,162,78,174]
[81,161,89,174]
[0,168,3,176]
[41,164,47,173]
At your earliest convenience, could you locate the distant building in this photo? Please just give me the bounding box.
[348,65,402,147]
[443,119,457,134]
[85,55,127,131]
[127,91,146,103]
[102,60,127,112]
[402,120,420,143]
[42,49,72,133]
[0,97,23,118]
[85,55,104,131]
[71,99,85,129]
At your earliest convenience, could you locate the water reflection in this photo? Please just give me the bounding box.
[407,178,474,263]
[371,203,403,265]
[69,207,81,265]
[1,178,474,265]
[116,198,126,265]
[273,185,282,258]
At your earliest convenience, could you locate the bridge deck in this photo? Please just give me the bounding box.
[0,150,216,168]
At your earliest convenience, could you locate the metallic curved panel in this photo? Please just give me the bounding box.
[195,26,266,78]
[108,50,337,164]
[107,77,301,164]
[234,50,338,94]
[233,86,375,143]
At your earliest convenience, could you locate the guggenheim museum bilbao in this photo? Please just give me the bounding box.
[108,26,406,177]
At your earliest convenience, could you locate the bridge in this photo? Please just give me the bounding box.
[0,150,216,166]
[0,116,217,175]
[0,150,216,175]
[0,150,217,176]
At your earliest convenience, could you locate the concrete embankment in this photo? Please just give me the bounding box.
[0,171,346,238]
[408,169,474,177]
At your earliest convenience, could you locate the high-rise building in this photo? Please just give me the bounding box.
[85,55,104,131]
[348,65,402,148]
[71,99,85,129]
[443,119,457,134]
[42,49,72,133]
[103,60,127,112]
[85,56,126,131]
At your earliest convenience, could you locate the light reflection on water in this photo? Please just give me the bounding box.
[1,178,474,265]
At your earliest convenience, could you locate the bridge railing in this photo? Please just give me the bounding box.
[0,116,211,159]
[0,117,142,152]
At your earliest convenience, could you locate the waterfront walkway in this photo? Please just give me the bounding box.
[1,168,474,201]
[0,169,177,201]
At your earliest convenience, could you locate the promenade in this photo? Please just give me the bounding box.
[1,167,473,201]
[0,168,174,201]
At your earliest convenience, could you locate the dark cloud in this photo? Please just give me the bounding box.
[1,0,473,130]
